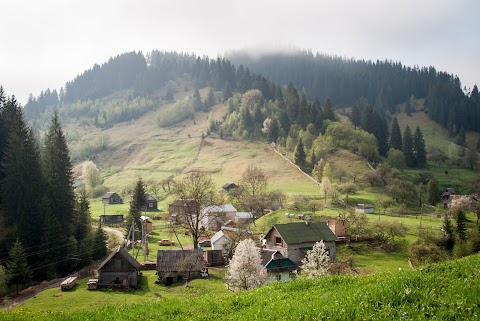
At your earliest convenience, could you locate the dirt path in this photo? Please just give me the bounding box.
[102,226,126,243]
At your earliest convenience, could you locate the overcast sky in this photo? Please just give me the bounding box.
[1,0,479,104]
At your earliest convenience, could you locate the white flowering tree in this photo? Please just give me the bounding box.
[225,239,267,292]
[301,240,330,278]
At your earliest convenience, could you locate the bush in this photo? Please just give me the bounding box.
[409,241,447,266]
[90,185,108,198]
[157,100,193,127]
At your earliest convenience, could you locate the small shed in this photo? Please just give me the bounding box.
[102,192,123,205]
[355,204,374,214]
[97,246,141,289]
[99,214,124,225]
[222,182,238,193]
[157,250,203,285]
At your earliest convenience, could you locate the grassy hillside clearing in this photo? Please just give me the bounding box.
[4,254,480,320]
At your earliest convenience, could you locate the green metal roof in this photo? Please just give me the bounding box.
[273,222,337,244]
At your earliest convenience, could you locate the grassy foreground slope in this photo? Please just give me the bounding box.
[4,254,480,320]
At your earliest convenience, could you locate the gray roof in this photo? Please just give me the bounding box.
[202,204,237,213]
[98,246,141,271]
[156,250,203,272]
[146,194,157,201]
[102,192,118,199]
[270,222,337,244]
[235,212,253,219]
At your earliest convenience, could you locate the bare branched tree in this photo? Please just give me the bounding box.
[239,164,269,215]
[173,170,221,248]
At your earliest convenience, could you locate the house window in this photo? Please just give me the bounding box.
[149,203,153,208]
[276,274,281,281]
[277,260,283,267]
[275,237,282,246]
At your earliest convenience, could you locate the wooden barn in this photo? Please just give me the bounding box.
[156,250,203,285]
[102,192,123,205]
[97,246,141,289]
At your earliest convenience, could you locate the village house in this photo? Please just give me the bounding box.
[441,188,460,209]
[156,249,203,285]
[97,246,141,289]
[234,212,254,227]
[263,222,338,264]
[102,192,123,204]
[144,193,158,211]
[200,204,237,231]
[261,249,298,283]
[211,226,252,257]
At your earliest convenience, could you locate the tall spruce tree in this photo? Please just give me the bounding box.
[192,88,202,111]
[413,126,427,168]
[294,138,307,170]
[350,105,361,129]
[126,177,146,236]
[323,98,336,121]
[372,111,389,156]
[43,112,76,274]
[403,125,415,167]
[389,117,403,151]
[1,97,45,263]
[6,241,31,295]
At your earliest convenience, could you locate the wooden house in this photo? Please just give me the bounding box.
[102,192,123,205]
[97,246,141,289]
[144,193,158,211]
[263,222,337,264]
[441,188,460,209]
[156,250,203,285]
[234,212,254,227]
[261,249,298,282]
[355,203,374,214]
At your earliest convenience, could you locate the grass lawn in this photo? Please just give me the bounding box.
[16,268,229,313]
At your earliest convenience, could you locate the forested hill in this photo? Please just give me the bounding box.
[228,50,480,133]
[24,50,480,138]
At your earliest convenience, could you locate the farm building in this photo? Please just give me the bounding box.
[261,249,298,283]
[355,204,374,214]
[234,212,254,227]
[97,246,141,289]
[263,222,337,264]
[99,214,124,225]
[211,226,252,257]
[156,250,203,285]
[102,192,123,205]
[325,219,346,238]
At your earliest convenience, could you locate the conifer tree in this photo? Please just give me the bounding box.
[294,138,306,170]
[192,88,202,111]
[6,241,32,295]
[427,178,441,206]
[454,208,467,241]
[74,188,92,242]
[442,216,455,251]
[350,105,361,129]
[92,227,108,260]
[454,127,466,147]
[413,126,427,168]
[1,97,45,257]
[126,177,146,235]
[403,125,415,167]
[323,98,336,121]
[203,87,215,112]
[43,112,76,274]
[389,117,403,151]
[285,82,299,124]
